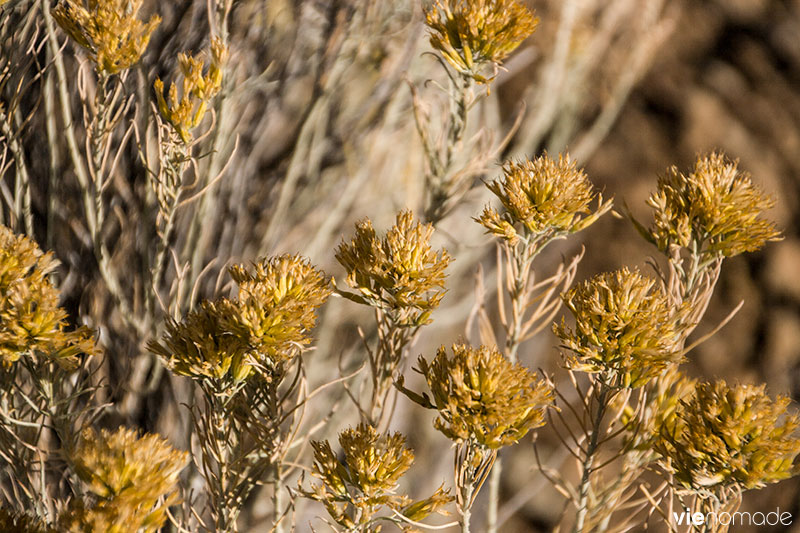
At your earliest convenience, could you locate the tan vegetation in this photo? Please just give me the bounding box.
[1,0,798,532]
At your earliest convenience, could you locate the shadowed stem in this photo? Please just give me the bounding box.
[273,465,284,533]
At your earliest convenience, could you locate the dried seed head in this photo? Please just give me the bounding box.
[425,0,538,82]
[66,427,187,532]
[645,152,781,257]
[0,225,95,370]
[405,343,553,449]
[301,423,452,529]
[478,154,612,243]
[335,210,451,326]
[554,268,686,388]
[154,37,228,143]
[52,0,160,75]
[656,381,800,492]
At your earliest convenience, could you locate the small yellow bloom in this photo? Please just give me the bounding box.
[656,381,800,492]
[66,427,187,533]
[400,343,553,449]
[149,254,329,387]
[154,38,228,143]
[225,254,331,365]
[426,0,538,82]
[52,0,160,75]
[478,153,612,241]
[554,268,686,388]
[335,210,451,326]
[301,423,452,529]
[1,225,95,370]
[643,152,781,257]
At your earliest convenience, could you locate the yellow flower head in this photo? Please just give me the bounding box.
[554,268,686,388]
[335,210,451,326]
[478,154,612,243]
[225,254,331,365]
[657,381,800,492]
[52,0,160,75]
[401,343,553,449]
[154,37,228,143]
[0,225,95,370]
[644,152,781,257]
[301,423,452,529]
[147,299,251,384]
[68,427,187,533]
[425,0,538,82]
[150,254,329,387]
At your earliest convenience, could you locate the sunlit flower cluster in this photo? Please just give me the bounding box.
[656,381,800,492]
[478,154,612,245]
[425,0,538,82]
[0,225,94,370]
[226,254,331,363]
[64,427,188,533]
[643,152,781,257]
[149,254,329,387]
[301,423,452,529]
[52,0,160,75]
[335,210,451,326]
[554,268,686,388]
[148,299,251,384]
[154,38,228,143]
[399,343,553,449]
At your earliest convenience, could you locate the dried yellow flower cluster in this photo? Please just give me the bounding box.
[644,152,781,257]
[399,343,553,449]
[148,300,250,383]
[227,254,331,362]
[478,154,612,244]
[335,210,451,326]
[657,381,800,492]
[52,0,160,75]
[302,423,452,529]
[0,225,94,369]
[425,0,538,82]
[149,254,329,387]
[554,268,685,388]
[155,38,228,143]
[63,427,187,533]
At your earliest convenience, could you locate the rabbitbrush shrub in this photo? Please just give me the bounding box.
[0,0,797,531]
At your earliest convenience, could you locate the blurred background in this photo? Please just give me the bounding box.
[3,0,800,530]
